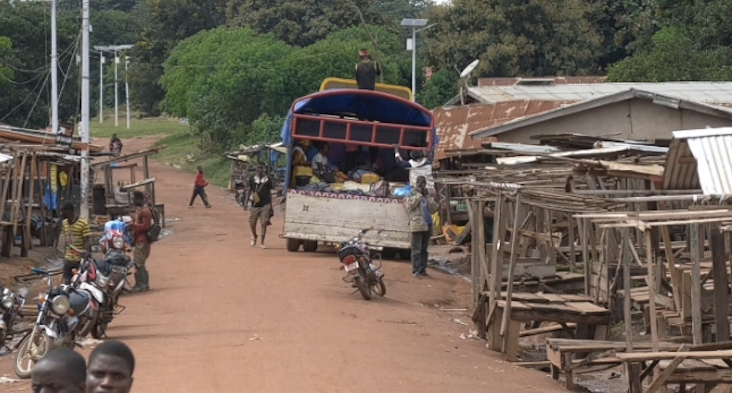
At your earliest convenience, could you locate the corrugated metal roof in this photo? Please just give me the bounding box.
[662,139,699,191]
[667,127,732,195]
[466,82,732,104]
[433,101,570,160]
[477,76,608,87]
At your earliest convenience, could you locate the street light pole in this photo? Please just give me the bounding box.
[80,0,90,220]
[411,27,416,100]
[125,56,130,129]
[50,0,58,133]
[114,51,119,127]
[99,54,105,123]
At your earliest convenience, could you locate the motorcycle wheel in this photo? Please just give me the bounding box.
[14,329,49,379]
[78,308,99,338]
[354,275,372,301]
[91,321,108,339]
[372,278,387,297]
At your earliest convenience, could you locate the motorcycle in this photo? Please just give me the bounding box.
[234,179,247,208]
[336,227,386,300]
[14,268,96,378]
[0,282,24,348]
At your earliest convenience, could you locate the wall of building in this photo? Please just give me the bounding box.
[490,99,732,144]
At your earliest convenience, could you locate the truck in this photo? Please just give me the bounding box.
[279,80,438,255]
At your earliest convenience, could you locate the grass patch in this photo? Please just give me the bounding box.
[90,114,232,188]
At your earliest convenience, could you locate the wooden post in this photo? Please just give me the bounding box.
[568,212,577,272]
[623,230,634,351]
[711,224,730,342]
[0,153,14,224]
[690,223,704,345]
[11,153,27,241]
[645,229,660,382]
[580,217,590,296]
[468,201,485,306]
[501,192,523,340]
[22,153,36,255]
[487,193,505,351]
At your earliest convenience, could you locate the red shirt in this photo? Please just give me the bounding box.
[130,206,152,244]
[194,172,208,188]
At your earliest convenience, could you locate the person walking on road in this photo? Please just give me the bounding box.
[129,191,153,293]
[60,202,92,285]
[405,176,439,278]
[31,348,86,393]
[86,340,135,393]
[249,162,273,249]
[355,49,381,90]
[189,165,212,208]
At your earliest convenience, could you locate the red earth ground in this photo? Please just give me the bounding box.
[0,136,566,393]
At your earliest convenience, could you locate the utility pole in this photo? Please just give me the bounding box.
[125,56,130,129]
[50,0,58,133]
[99,53,105,123]
[114,51,119,127]
[80,0,90,220]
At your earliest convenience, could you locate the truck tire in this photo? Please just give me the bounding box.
[303,241,318,253]
[286,238,301,252]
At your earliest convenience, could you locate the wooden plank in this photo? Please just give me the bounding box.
[622,230,634,351]
[617,350,732,361]
[504,319,521,362]
[645,230,660,355]
[566,302,610,314]
[710,224,730,342]
[499,291,546,302]
[520,323,576,337]
[468,202,480,307]
[496,300,532,311]
[580,218,590,296]
[646,345,690,393]
[501,192,523,341]
[536,293,565,303]
[23,153,36,254]
[691,223,704,345]
[487,194,505,352]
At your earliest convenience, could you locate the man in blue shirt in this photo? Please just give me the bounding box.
[405,176,439,278]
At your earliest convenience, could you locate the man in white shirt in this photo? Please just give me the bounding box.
[393,144,434,191]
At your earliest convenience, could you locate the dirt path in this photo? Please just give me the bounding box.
[0,137,564,392]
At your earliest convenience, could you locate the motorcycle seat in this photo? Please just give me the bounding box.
[105,253,131,267]
[69,290,90,316]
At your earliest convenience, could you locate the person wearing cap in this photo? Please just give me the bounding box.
[393,144,435,191]
[355,49,381,90]
[405,175,439,278]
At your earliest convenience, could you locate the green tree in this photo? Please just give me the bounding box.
[160,27,293,148]
[225,0,381,47]
[0,2,80,129]
[607,27,732,82]
[289,26,415,97]
[418,69,458,109]
[422,0,602,77]
[130,0,227,115]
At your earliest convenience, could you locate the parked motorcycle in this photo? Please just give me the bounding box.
[0,282,24,347]
[14,268,96,378]
[79,249,134,339]
[336,227,386,300]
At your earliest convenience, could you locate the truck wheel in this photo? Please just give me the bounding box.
[303,241,318,253]
[381,248,397,260]
[286,238,301,252]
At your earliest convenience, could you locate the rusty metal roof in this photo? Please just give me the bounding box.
[477,76,608,87]
[664,128,732,195]
[433,101,570,160]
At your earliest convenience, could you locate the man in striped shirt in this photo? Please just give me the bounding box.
[60,202,92,285]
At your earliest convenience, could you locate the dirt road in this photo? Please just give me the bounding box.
[0,137,564,392]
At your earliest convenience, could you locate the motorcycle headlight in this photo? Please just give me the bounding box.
[51,295,71,315]
[113,236,125,249]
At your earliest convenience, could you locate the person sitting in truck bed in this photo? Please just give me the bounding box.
[312,143,348,182]
[292,139,312,167]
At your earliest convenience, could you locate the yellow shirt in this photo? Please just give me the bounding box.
[61,218,91,263]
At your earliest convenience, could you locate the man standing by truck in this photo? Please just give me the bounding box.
[355,49,381,90]
[249,163,273,249]
[406,176,439,278]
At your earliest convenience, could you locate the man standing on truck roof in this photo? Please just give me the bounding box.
[406,176,439,278]
[249,162,274,249]
[355,49,381,90]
